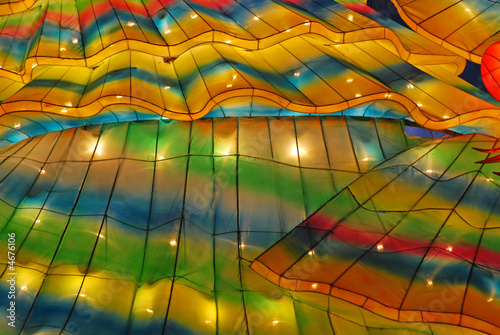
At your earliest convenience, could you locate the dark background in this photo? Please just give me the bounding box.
[366,0,486,91]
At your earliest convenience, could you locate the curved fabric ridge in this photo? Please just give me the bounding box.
[390,0,500,63]
[0,38,498,135]
[0,100,412,148]
[0,0,465,74]
[251,132,500,335]
[0,26,466,79]
[0,98,458,150]
[0,105,162,148]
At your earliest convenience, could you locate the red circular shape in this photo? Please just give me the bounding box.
[481,41,500,101]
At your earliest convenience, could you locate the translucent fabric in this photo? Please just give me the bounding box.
[0,117,498,335]
[0,0,500,334]
[390,0,500,63]
[0,0,500,145]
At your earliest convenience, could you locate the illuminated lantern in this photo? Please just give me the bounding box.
[481,41,500,101]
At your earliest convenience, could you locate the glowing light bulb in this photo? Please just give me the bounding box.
[159,156,164,160]
[308,250,315,256]
[40,169,46,174]
[304,22,310,25]
[35,219,40,223]
[116,95,123,98]
[363,157,369,161]
[294,71,300,77]
[98,234,104,238]
[170,239,177,246]
[446,246,453,252]
[233,75,237,79]
[60,47,66,51]
[426,170,432,173]
[61,108,68,113]
[487,298,493,302]
[376,244,383,251]
[407,83,414,89]
[355,94,361,98]
[72,38,79,44]
[14,123,20,129]
[240,244,245,248]
[348,14,353,21]
[146,308,153,313]
[254,16,259,20]
[227,84,233,88]
[66,102,72,107]
[465,8,470,12]
[346,78,353,83]
[226,40,231,44]
[21,286,27,291]
[164,86,171,90]
[426,279,433,287]
[79,293,86,297]
[417,103,423,107]
[165,30,171,34]
[311,283,318,289]
[272,321,279,326]
[443,115,449,119]
[286,29,290,33]
[191,14,198,19]
[127,21,135,27]
[223,152,229,156]
[32,64,38,69]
